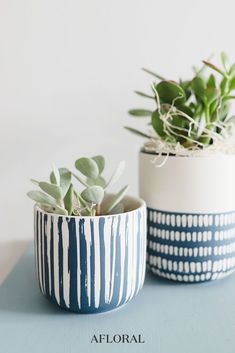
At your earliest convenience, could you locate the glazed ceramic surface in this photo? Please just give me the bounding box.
[139,151,235,282]
[34,196,146,313]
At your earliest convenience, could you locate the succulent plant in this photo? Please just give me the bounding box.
[27,156,129,216]
[126,53,235,149]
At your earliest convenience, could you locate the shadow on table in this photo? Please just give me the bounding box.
[0,248,220,316]
[144,269,179,286]
[0,249,174,316]
[0,251,148,318]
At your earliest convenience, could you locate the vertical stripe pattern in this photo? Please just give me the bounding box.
[147,207,235,282]
[34,205,146,313]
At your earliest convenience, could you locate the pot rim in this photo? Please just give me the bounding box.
[139,148,235,159]
[34,194,146,219]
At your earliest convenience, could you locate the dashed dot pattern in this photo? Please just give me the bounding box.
[147,208,235,283]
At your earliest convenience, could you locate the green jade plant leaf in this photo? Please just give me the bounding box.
[126,53,235,149]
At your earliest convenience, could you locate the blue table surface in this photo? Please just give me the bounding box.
[0,245,235,353]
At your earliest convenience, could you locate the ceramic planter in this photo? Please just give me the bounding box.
[34,196,146,313]
[139,150,235,283]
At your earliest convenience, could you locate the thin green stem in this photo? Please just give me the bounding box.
[96,204,101,216]
[134,91,155,99]
[142,68,166,81]
[205,105,210,125]
[202,60,227,78]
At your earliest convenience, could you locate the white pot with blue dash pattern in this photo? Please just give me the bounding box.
[139,150,235,283]
[34,195,146,313]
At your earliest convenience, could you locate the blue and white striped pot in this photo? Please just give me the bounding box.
[139,151,235,283]
[34,196,146,313]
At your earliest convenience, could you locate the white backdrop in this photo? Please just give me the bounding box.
[1,0,235,242]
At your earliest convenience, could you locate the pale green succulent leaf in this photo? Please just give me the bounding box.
[107,202,124,215]
[39,182,63,200]
[80,208,91,216]
[75,157,99,179]
[92,155,105,174]
[50,164,60,185]
[81,186,104,205]
[30,179,40,186]
[59,168,72,197]
[27,190,57,206]
[104,185,129,214]
[76,191,88,208]
[72,172,89,187]
[64,184,74,215]
[106,160,126,188]
[86,176,106,188]
[39,203,68,215]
